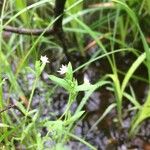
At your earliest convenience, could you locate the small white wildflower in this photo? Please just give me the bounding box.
[40,55,49,64]
[84,73,90,84]
[2,77,7,82]
[57,64,68,75]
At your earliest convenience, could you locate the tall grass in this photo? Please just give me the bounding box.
[0,0,150,149]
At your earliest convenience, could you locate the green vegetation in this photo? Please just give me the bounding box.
[0,0,150,149]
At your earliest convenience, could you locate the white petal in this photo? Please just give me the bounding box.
[84,73,90,84]
[57,64,68,75]
[40,55,50,64]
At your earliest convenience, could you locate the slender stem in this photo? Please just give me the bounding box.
[27,77,38,113]
[53,0,66,31]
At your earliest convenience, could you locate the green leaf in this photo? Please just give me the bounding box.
[49,75,70,90]
[65,62,73,81]
[36,133,43,150]
[21,123,34,141]
[75,80,109,114]
[130,91,150,135]
[44,120,64,134]
[65,111,85,125]
[76,83,94,91]
[15,0,28,25]
[35,60,41,76]
[121,53,146,92]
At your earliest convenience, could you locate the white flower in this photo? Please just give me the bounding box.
[40,55,49,64]
[57,64,68,75]
[84,73,90,84]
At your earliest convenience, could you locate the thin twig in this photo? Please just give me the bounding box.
[54,0,70,60]
[0,103,32,119]
[53,0,66,31]
[3,26,55,36]
[0,104,15,114]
